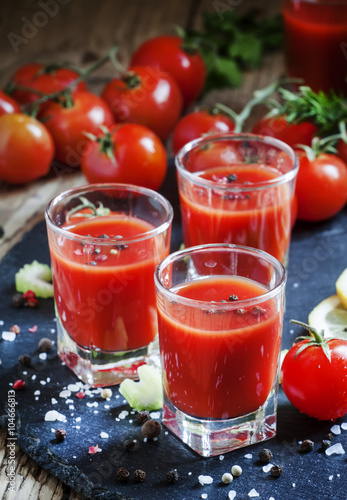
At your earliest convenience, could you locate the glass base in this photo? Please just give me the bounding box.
[162,391,277,457]
[56,317,160,388]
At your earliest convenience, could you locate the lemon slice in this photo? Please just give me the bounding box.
[336,268,347,308]
[308,295,347,339]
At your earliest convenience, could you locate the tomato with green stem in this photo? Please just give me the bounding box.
[281,320,347,420]
[0,113,54,184]
[130,36,206,108]
[101,65,183,141]
[10,63,87,107]
[252,113,317,148]
[295,139,347,221]
[39,91,113,167]
[80,123,167,191]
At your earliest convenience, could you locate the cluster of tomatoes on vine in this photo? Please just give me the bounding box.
[1,35,347,224]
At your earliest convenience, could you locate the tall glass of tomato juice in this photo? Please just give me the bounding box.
[175,133,298,266]
[282,0,347,95]
[45,184,173,387]
[155,244,286,457]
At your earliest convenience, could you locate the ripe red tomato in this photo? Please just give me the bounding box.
[0,90,21,116]
[81,123,167,191]
[252,114,317,148]
[39,92,113,167]
[130,36,206,108]
[172,110,235,155]
[0,113,54,184]
[101,66,183,141]
[295,150,347,221]
[11,63,87,106]
[281,336,347,420]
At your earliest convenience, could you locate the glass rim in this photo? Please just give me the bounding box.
[155,243,286,310]
[45,183,174,246]
[175,133,299,192]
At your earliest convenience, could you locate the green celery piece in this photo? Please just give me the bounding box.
[15,260,54,298]
[119,364,163,412]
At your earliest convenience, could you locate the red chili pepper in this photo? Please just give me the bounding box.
[76,391,85,399]
[13,379,25,390]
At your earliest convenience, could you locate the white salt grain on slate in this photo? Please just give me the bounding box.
[198,475,213,485]
[330,424,341,435]
[248,489,259,497]
[100,432,109,439]
[67,383,81,392]
[150,411,161,419]
[59,390,71,398]
[75,417,81,422]
[325,443,345,456]
[118,410,129,419]
[34,390,40,396]
[201,494,208,499]
[40,380,46,385]
[44,410,67,422]
[244,453,252,459]
[2,331,16,341]
[262,463,274,473]
[219,455,225,460]
[329,475,334,481]
[228,492,236,500]
[341,423,347,431]
[39,353,47,360]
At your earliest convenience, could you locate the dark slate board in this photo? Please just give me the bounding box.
[1,164,347,500]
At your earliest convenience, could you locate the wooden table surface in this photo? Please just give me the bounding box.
[0,0,283,498]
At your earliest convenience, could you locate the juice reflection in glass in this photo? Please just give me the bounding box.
[155,244,286,457]
[175,133,298,266]
[45,184,173,387]
[282,0,347,95]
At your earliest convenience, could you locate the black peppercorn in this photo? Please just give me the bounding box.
[228,294,239,301]
[137,410,150,424]
[300,439,314,452]
[166,469,179,484]
[12,293,24,308]
[117,467,130,482]
[270,465,283,477]
[321,439,332,451]
[38,338,53,353]
[55,428,67,442]
[134,469,146,482]
[18,354,31,367]
[123,438,137,451]
[259,448,273,463]
[141,419,162,439]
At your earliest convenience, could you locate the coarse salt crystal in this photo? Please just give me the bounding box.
[0,320,4,325]
[46,377,50,383]
[67,383,81,392]
[262,463,274,473]
[150,411,161,419]
[325,443,345,456]
[341,423,347,430]
[23,371,27,375]
[330,424,341,435]
[248,489,259,497]
[87,402,98,408]
[201,495,208,499]
[2,331,16,341]
[35,397,39,401]
[40,380,46,385]
[219,455,225,461]
[65,399,73,404]
[39,353,47,360]
[118,410,129,419]
[329,475,334,481]
[100,432,109,439]
[198,475,213,485]
[244,453,252,459]
[69,405,74,410]
[44,410,66,422]
[34,390,40,396]
[228,492,236,500]
[75,417,81,422]
[31,375,36,380]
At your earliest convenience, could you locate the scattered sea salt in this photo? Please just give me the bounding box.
[32,374,36,380]
[262,463,274,473]
[330,424,341,435]
[228,492,236,500]
[44,410,67,422]
[75,417,81,422]
[75,426,80,430]
[34,390,40,396]
[50,329,55,333]
[219,455,225,461]
[51,428,55,433]
[150,411,161,419]
[293,283,299,288]
[60,389,71,398]
[69,405,74,410]
[46,377,51,383]
[198,475,213,485]
[0,320,4,325]
[325,443,345,456]
[329,475,334,481]
[87,402,98,408]
[39,353,47,360]
[35,397,39,401]
[93,410,99,414]
[201,494,208,499]
[188,472,192,476]
[248,489,259,498]
[244,453,252,459]
[40,380,46,385]
[118,410,129,419]
[2,331,16,341]
[341,423,347,431]
[269,497,276,500]
[292,483,296,488]
[100,432,109,439]
[23,371,27,375]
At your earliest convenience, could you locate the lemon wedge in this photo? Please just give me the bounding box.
[336,268,347,308]
[308,295,347,339]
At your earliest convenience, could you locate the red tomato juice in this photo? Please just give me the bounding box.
[158,276,282,419]
[179,165,291,263]
[49,215,167,352]
[283,0,347,94]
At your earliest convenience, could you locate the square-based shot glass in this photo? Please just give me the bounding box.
[45,183,173,387]
[175,133,298,266]
[155,244,286,457]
